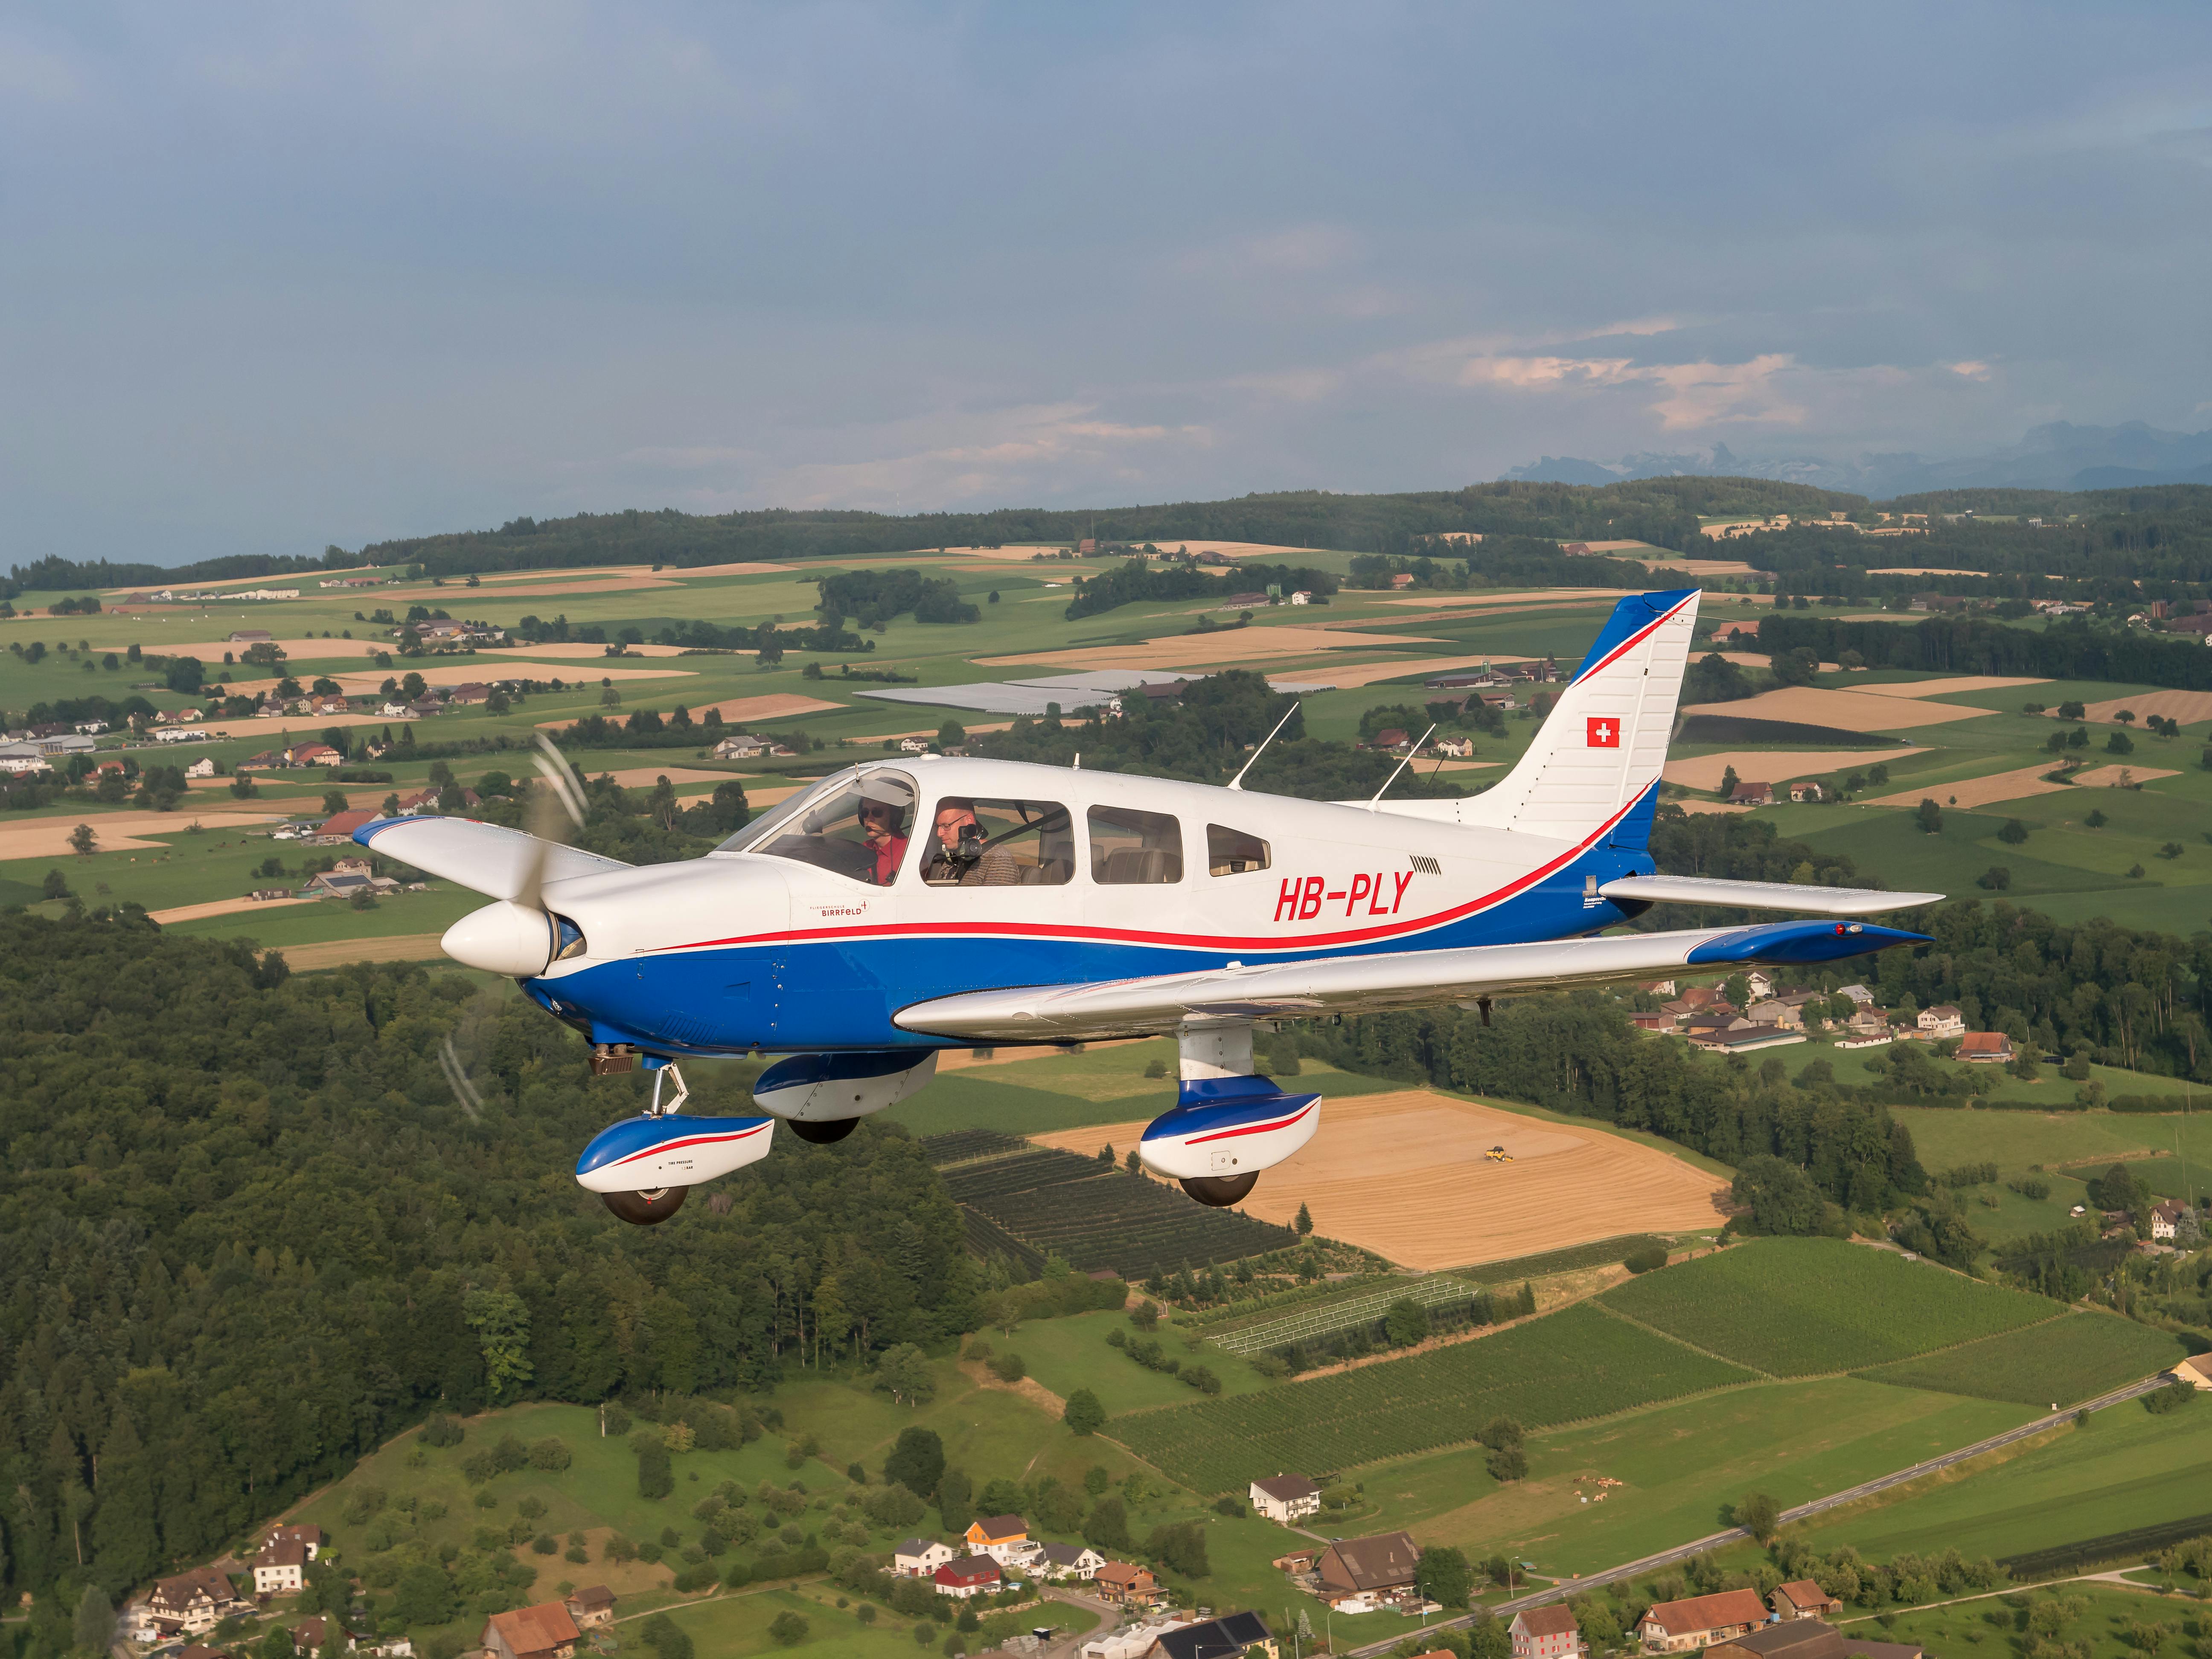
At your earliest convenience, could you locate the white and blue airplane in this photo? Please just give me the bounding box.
[359,588,1941,1224]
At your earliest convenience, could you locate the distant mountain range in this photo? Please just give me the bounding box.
[1503,421,2212,499]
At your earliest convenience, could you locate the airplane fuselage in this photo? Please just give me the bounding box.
[509,754,1662,1057]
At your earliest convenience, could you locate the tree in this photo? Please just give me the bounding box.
[1999,818,2029,844]
[875,1343,935,1406]
[2109,730,2135,754]
[1731,1155,1827,1235]
[40,869,70,901]
[936,719,967,749]
[73,1585,115,1654]
[1736,1490,1780,1543]
[462,1286,533,1401]
[1383,1298,1429,1347]
[766,1612,808,1648]
[2087,808,2109,829]
[1293,1202,1313,1236]
[885,1426,946,1495]
[1415,1545,1473,1609]
[1915,797,1942,834]
[1144,1519,1209,1578]
[391,1563,456,1626]
[635,1438,673,1499]
[67,823,96,857]
[643,1613,696,1659]
[934,1467,972,1531]
[1064,1388,1105,1435]
[1718,764,1740,800]
[1083,1494,1131,1551]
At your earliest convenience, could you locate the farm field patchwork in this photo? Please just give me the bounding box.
[1031,1088,1729,1271]
[1109,1299,1754,1492]
[1598,1237,2056,1375]
[1855,1311,2186,1406]
[999,1308,1277,1415]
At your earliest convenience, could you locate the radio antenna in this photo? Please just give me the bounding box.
[1368,724,1437,809]
[1227,700,1300,792]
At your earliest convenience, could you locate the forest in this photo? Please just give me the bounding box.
[0,912,980,1607]
[1759,610,2212,691]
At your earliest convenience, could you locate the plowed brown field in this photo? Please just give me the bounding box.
[1030,1089,1729,1271]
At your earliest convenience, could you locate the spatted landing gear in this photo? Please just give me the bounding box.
[1179,1173,1260,1208]
[601,1185,688,1225]
[787,1117,859,1145]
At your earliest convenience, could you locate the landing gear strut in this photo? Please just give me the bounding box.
[1138,1020,1323,1210]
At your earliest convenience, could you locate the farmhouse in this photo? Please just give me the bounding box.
[933,1557,1001,1599]
[253,1536,309,1594]
[1094,1562,1163,1608]
[317,808,376,844]
[562,1587,615,1630]
[895,1538,957,1577]
[1511,1606,1583,1659]
[965,1513,1031,1563]
[1728,780,1774,806]
[2166,1353,2212,1389]
[291,1619,327,1655]
[148,1568,247,1635]
[1249,1474,1322,1524]
[1314,1531,1420,1606]
[1917,1005,1965,1039]
[1772,1581,1841,1621]
[1957,1032,2014,1064]
[1636,1588,1768,1650]
[481,1604,579,1659]
[2152,1199,2192,1242]
[1707,1618,1924,1659]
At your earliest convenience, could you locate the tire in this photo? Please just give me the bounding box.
[787,1117,859,1145]
[601,1185,689,1226]
[1180,1172,1259,1208]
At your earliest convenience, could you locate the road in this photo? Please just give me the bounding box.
[1344,1373,2171,1658]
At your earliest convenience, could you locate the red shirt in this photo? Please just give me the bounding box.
[873,835,908,886]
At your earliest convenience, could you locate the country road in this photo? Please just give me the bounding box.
[1345,1372,2171,1658]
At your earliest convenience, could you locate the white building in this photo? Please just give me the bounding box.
[893,1539,955,1578]
[1249,1473,1322,1525]
[254,1537,309,1595]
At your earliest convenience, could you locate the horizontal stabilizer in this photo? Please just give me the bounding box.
[895,919,1927,1044]
[1599,874,1941,915]
[355,816,630,901]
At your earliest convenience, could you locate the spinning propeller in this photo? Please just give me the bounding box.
[429,735,609,976]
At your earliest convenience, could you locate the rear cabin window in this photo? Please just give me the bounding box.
[918,797,1075,886]
[1207,824,1271,876]
[1089,806,1183,884]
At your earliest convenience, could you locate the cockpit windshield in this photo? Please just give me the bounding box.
[714,767,917,887]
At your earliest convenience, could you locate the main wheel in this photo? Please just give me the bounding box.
[1180,1173,1259,1208]
[602,1185,689,1226]
[787,1116,859,1145]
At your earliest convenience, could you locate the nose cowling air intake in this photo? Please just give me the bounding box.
[442,899,562,977]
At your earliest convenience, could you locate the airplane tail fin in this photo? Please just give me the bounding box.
[1452,588,1700,845]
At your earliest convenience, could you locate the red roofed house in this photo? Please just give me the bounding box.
[286,742,341,768]
[262,1523,323,1558]
[1512,1606,1583,1659]
[317,808,375,845]
[481,1601,581,1659]
[291,1619,327,1656]
[1957,1032,2014,1065]
[1638,1589,1770,1651]
[1772,1581,1842,1621]
[1093,1562,1161,1608]
[1370,728,1410,751]
[253,1536,309,1595]
[933,1557,1001,1599]
[1728,780,1774,806]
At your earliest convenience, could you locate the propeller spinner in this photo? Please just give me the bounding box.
[438,736,591,977]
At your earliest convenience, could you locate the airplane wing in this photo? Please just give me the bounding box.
[1597,875,1941,914]
[353,816,631,900]
[894,918,1924,1043]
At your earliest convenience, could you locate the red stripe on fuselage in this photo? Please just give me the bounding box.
[1179,1103,1316,1145]
[1570,591,1694,687]
[640,782,1650,960]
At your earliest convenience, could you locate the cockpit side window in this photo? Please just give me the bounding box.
[1089,806,1184,884]
[1207,824,1271,876]
[725,769,917,886]
[918,797,1075,887]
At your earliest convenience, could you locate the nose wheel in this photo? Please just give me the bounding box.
[1180,1173,1260,1208]
[601,1186,688,1225]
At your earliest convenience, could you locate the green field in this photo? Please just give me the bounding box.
[1842,1584,2208,1659]
[997,1308,1279,1415]
[1111,1299,1753,1492]
[1854,1311,2187,1406]
[1598,1237,2056,1376]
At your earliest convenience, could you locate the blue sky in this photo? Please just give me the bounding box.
[4,2,2210,562]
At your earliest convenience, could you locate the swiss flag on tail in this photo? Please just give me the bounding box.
[1586,716,1620,748]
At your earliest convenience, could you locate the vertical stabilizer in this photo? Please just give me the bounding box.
[1448,588,1700,841]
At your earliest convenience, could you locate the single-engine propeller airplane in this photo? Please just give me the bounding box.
[357,588,1941,1224]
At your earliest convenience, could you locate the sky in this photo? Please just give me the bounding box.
[4,1,2212,565]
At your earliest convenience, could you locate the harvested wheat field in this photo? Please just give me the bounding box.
[541,692,841,731]
[1683,686,1997,731]
[978,626,1449,673]
[1030,1089,1728,1271]
[1870,762,2180,810]
[2069,690,2212,727]
[271,934,447,971]
[1851,675,2048,699]
[2068,764,2178,789]
[1664,748,1927,792]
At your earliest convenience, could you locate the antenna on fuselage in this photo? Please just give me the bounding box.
[1226,700,1301,792]
[1367,724,1437,810]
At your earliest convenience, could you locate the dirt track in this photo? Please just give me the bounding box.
[1032,1089,1728,1272]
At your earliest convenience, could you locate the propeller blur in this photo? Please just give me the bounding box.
[357,591,1942,1223]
